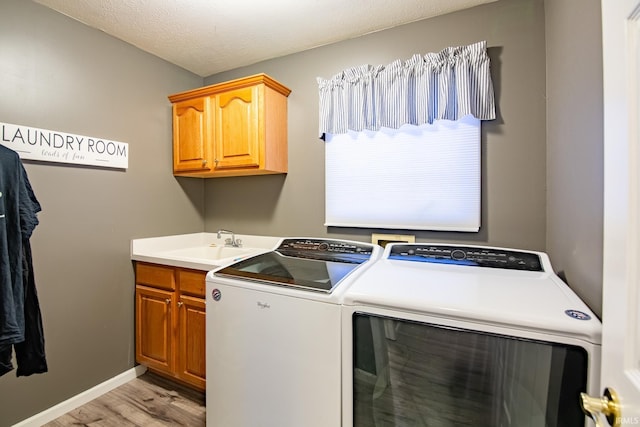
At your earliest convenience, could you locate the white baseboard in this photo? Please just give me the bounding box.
[13,365,147,427]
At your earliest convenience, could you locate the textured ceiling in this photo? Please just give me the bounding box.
[33,0,496,77]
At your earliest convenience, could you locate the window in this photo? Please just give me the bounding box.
[318,41,495,232]
[325,115,480,231]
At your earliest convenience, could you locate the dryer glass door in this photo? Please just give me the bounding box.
[352,313,589,427]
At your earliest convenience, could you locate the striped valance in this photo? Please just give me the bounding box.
[317,41,496,139]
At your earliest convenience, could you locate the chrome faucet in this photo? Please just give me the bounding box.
[217,229,242,247]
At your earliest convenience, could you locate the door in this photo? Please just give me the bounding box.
[176,294,206,389]
[591,0,640,424]
[213,85,261,170]
[135,285,174,372]
[172,97,212,172]
[348,312,590,427]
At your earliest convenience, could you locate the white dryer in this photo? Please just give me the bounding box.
[341,243,601,427]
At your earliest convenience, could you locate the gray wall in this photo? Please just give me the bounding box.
[204,0,548,249]
[545,0,604,317]
[0,1,204,424]
[0,0,605,424]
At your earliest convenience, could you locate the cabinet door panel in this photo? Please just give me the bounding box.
[173,97,211,172]
[214,86,260,169]
[136,286,174,372]
[177,295,206,389]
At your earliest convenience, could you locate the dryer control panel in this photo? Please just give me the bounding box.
[388,244,543,272]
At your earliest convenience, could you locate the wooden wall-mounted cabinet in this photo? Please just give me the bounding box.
[135,262,206,391]
[168,74,291,178]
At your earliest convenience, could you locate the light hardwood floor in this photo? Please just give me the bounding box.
[43,372,205,426]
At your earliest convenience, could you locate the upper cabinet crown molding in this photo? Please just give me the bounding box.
[168,74,291,103]
[168,73,291,178]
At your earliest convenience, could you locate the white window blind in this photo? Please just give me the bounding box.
[325,115,480,231]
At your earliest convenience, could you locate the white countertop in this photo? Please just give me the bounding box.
[131,232,281,271]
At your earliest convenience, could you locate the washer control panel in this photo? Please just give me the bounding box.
[388,244,543,272]
[276,238,375,263]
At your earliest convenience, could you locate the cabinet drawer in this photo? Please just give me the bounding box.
[136,263,176,290]
[178,269,206,297]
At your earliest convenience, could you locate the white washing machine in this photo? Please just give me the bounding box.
[341,243,602,427]
[206,238,382,427]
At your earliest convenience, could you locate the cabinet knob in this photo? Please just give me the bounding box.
[202,159,208,167]
[177,301,184,308]
[165,299,171,305]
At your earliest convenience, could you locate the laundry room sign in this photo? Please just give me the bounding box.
[0,121,128,169]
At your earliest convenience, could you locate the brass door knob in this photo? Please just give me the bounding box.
[580,388,621,427]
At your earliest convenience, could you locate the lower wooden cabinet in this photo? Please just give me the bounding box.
[135,262,206,390]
